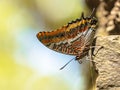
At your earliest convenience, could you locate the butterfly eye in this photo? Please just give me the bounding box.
[90,18,97,25]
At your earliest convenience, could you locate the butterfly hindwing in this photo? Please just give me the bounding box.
[37,13,97,57]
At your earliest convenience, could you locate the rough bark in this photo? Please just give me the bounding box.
[86,0,120,36]
[93,36,120,90]
[85,0,120,90]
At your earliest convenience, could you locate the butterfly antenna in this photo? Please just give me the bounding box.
[60,58,75,70]
[90,8,95,18]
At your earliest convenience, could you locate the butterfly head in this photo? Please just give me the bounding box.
[88,8,98,28]
[88,17,98,28]
[80,8,97,29]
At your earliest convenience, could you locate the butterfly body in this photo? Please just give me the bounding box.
[37,12,97,62]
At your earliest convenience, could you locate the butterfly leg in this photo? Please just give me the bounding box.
[75,56,83,64]
[89,37,104,56]
[90,45,103,56]
[86,46,101,62]
[84,45,103,58]
[78,59,82,64]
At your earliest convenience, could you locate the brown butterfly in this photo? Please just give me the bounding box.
[37,9,97,69]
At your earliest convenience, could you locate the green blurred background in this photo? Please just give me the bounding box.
[0,0,90,90]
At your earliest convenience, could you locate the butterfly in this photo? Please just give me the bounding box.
[36,9,97,69]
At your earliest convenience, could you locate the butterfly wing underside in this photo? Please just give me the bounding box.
[37,12,97,56]
[37,32,84,55]
[36,20,93,56]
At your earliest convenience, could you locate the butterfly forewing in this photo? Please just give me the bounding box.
[37,13,97,59]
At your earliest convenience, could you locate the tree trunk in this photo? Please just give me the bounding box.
[93,36,120,90]
[85,0,120,90]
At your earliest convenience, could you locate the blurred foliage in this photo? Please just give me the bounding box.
[0,53,33,90]
[35,0,86,30]
[26,76,70,90]
[0,0,87,90]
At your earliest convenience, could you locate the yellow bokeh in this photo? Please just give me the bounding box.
[0,0,85,90]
